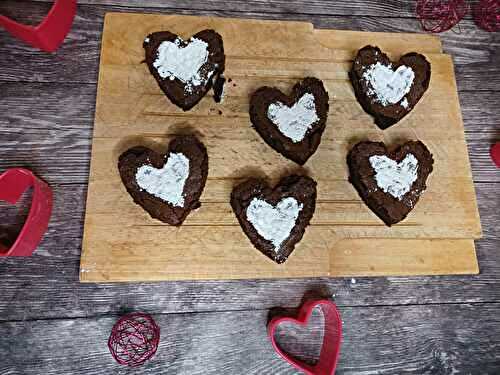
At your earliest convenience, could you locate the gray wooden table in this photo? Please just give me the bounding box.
[1,1,499,374]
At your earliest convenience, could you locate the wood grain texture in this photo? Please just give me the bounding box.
[31,0,419,17]
[0,181,494,320]
[0,2,499,92]
[80,13,480,282]
[1,240,499,322]
[0,0,499,372]
[1,82,497,183]
[1,303,500,374]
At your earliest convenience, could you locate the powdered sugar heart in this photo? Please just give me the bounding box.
[348,141,433,226]
[351,46,431,129]
[267,93,319,143]
[369,154,419,200]
[153,37,210,93]
[136,153,190,207]
[362,62,415,106]
[144,30,225,111]
[246,197,303,251]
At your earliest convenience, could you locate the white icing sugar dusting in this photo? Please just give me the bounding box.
[362,62,415,106]
[267,93,319,143]
[144,37,150,43]
[369,154,419,200]
[135,153,190,207]
[401,97,409,109]
[153,37,209,93]
[246,197,303,251]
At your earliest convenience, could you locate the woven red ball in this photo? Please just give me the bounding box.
[474,0,500,32]
[416,0,468,33]
[108,313,160,367]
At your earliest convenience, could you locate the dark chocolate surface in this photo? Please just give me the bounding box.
[348,140,434,226]
[230,175,317,263]
[350,45,431,129]
[144,30,225,111]
[118,135,208,226]
[249,77,329,165]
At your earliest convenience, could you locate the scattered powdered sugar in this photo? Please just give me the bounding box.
[144,37,150,43]
[400,97,409,109]
[246,197,303,251]
[362,62,415,106]
[369,153,419,200]
[267,93,319,143]
[135,153,190,207]
[153,37,210,94]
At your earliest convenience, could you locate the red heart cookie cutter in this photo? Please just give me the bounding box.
[0,168,53,256]
[0,0,77,52]
[268,299,342,375]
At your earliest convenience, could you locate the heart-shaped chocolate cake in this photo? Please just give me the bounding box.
[350,46,431,129]
[144,30,225,111]
[249,77,329,165]
[118,135,208,226]
[230,175,317,263]
[347,140,434,226]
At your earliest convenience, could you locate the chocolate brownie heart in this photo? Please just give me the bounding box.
[347,140,434,226]
[350,45,431,129]
[249,77,329,165]
[230,175,317,263]
[118,135,208,226]
[144,30,225,111]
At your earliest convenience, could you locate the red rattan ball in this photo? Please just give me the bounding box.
[416,0,469,33]
[108,313,160,367]
[474,0,500,32]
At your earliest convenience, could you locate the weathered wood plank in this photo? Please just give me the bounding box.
[466,131,500,183]
[1,303,500,374]
[0,240,498,321]
[1,81,498,185]
[0,2,498,91]
[2,82,497,136]
[3,180,496,242]
[31,0,418,17]
[0,1,498,372]
[0,177,498,320]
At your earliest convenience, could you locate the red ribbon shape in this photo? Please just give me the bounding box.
[0,0,77,52]
[268,300,342,375]
[0,168,53,256]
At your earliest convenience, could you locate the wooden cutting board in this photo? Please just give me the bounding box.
[80,13,481,282]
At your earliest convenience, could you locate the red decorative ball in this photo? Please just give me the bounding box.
[474,0,500,32]
[108,313,160,367]
[416,0,468,33]
[491,142,500,168]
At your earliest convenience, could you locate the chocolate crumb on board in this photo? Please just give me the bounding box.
[213,74,226,103]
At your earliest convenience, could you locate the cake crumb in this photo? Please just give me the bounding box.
[213,74,226,103]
